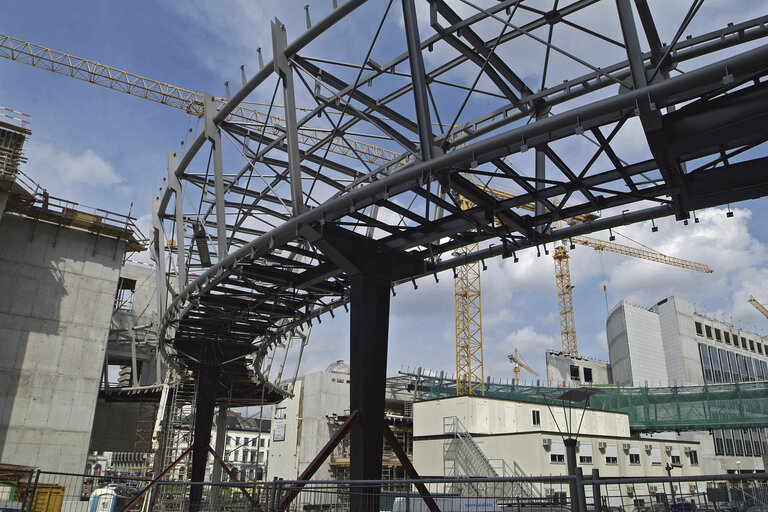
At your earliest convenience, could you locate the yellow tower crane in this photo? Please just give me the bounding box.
[508,348,539,386]
[455,179,713,391]
[748,295,768,320]
[555,234,714,356]
[454,196,486,396]
[0,33,399,165]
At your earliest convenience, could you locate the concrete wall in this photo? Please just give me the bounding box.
[89,401,141,452]
[545,352,612,387]
[607,302,667,387]
[413,396,630,440]
[0,213,124,473]
[268,365,350,480]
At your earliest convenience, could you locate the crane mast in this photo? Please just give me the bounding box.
[553,245,578,356]
[455,197,485,396]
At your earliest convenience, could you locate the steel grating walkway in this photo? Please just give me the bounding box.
[421,378,768,433]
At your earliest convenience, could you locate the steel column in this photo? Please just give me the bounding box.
[0,190,8,222]
[535,107,547,230]
[273,18,306,216]
[167,150,187,290]
[349,271,391,511]
[151,194,168,328]
[209,406,228,511]
[402,0,436,161]
[188,349,219,512]
[203,93,229,258]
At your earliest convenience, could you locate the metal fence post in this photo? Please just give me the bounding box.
[273,479,284,512]
[23,470,41,512]
[576,467,588,512]
[267,477,278,512]
[591,469,602,511]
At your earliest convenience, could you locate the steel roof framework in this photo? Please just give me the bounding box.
[146,0,768,493]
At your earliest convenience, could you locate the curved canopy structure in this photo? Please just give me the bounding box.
[148,0,768,491]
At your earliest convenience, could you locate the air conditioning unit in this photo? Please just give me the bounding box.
[543,438,552,447]
[649,486,658,493]
[626,487,634,497]
[598,442,607,450]
[645,444,653,452]
[684,447,692,454]
[665,445,673,453]
[622,443,631,451]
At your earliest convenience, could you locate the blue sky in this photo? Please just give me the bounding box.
[3,1,768,382]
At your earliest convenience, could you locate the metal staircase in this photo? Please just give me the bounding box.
[443,416,541,499]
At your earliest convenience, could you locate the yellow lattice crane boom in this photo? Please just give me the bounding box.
[571,235,714,273]
[0,33,398,165]
[748,295,768,320]
[508,348,538,385]
[555,234,714,356]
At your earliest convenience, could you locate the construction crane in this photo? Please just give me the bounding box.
[455,180,713,391]
[748,295,768,320]
[556,234,714,356]
[508,348,539,386]
[454,182,596,395]
[0,32,399,165]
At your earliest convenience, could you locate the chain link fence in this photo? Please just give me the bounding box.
[1,465,766,512]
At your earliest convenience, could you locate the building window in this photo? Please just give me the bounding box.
[758,342,763,354]
[724,430,735,456]
[650,446,662,465]
[749,339,755,352]
[605,444,618,465]
[550,440,565,464]
[714,431,724,456]
[715,329,722,342]
[671,454,681,465]
[584,368,593,383]
[629,453,640,465]
[705,325,713,339]
[579,443,593,465]
[227,436,232,445]
[695,322,703,336]
[532,409,541,426]
[570,365,580,380]
[741,337,748,349]
[724,332,731,344]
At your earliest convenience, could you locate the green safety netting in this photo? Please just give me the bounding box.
[419,378,768,433]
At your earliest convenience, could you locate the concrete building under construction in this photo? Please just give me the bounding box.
[0,119,144,473]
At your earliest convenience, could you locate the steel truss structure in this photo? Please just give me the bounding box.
[148,0,768,503]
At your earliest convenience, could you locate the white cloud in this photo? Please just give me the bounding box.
[22,140,130,209]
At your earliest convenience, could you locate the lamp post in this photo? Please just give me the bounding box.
[540,387,602,512]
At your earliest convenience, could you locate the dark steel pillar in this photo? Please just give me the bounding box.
[349,271,391,512]
[564,437,581,512]
[189,350,219,512]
